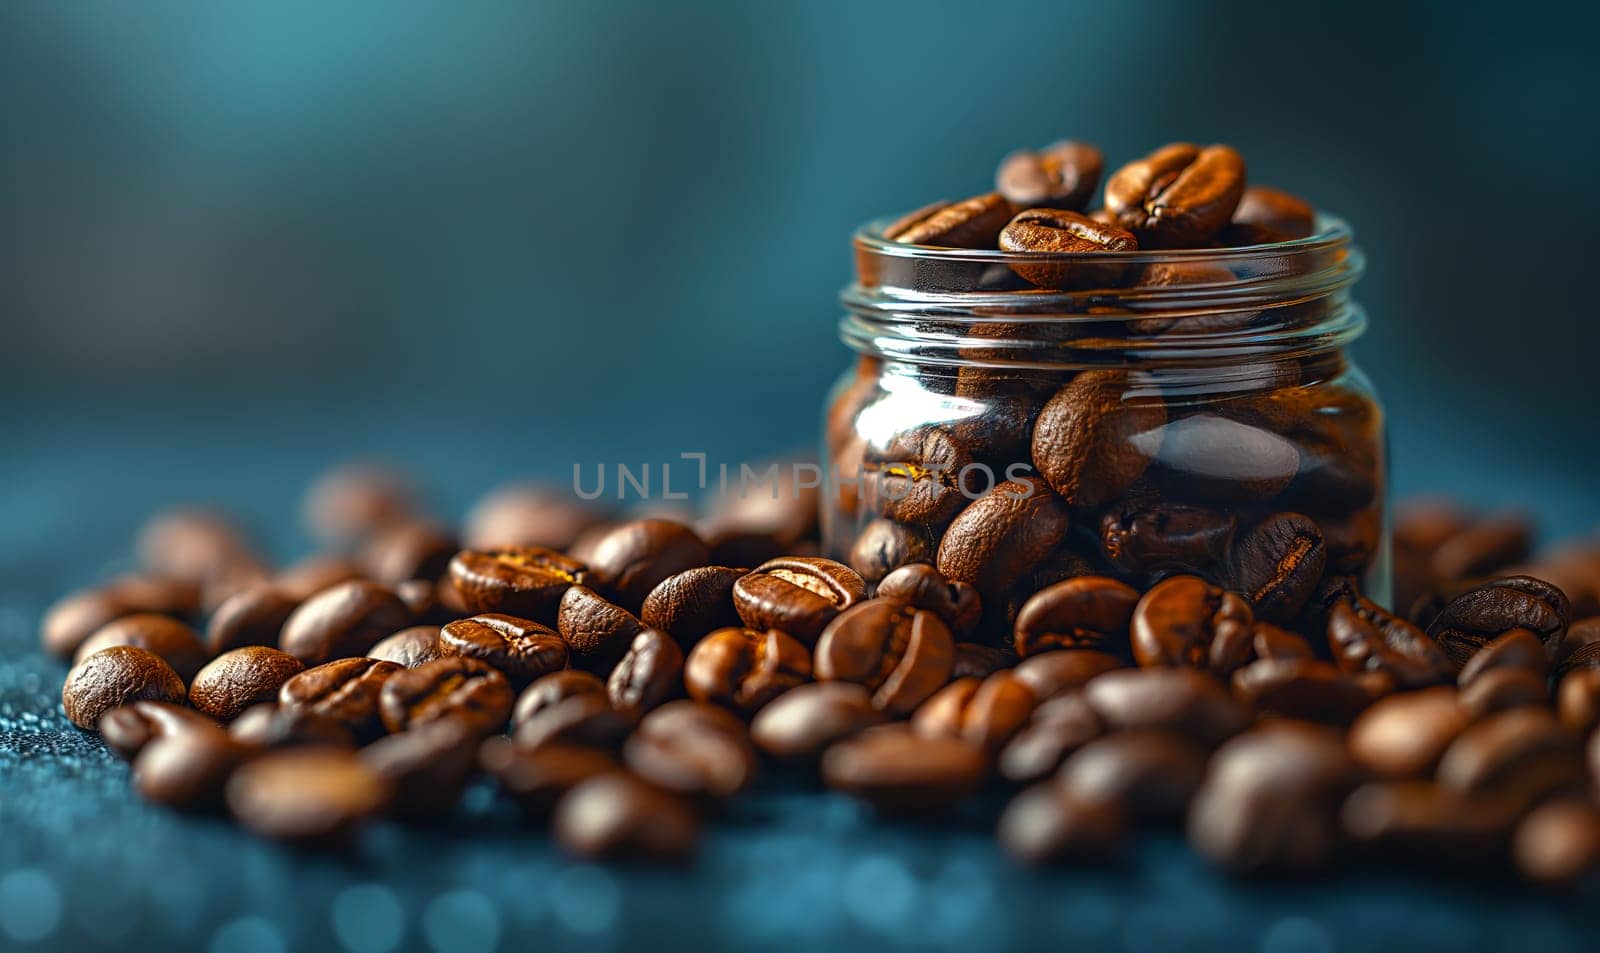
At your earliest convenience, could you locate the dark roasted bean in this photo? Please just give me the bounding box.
[206,585,300,655]
[1011,650,1123,701]
[99,701,217,761]
[439,613,567,686]
[1230,185,1314,240]
[1129,575,1253,671]
[1426,575,1570,669]
[279,657,403,741]
[227,747,392,843]
[360,718,479,819]
[999,209,1138,290]
[848,519,935,583]
[1013,577,1140,657]
[997,693,1104,783]
[875,563,982,638]
[1103,143,1246,247]
[862,426,977,529]
[378,656,512,736]
[446,546,590,622]
[480,737,620,817]
[912,672,1036,753]
[884,193,1011,248]
[584,519,710,611]
[513,693,635,751]
[1347,687,1469,778]
[1459,628,1549,685]
[749,683,886,764]
[814,598,954,714]
[188,647,305,722]
[684,627,811,716]
[229,704,354,749]
[552,774,700,862]
[607,629,685,716]
[1432,512,1533,583]
[997,140,1103,211]
[272,556,365,603]
[278,580,413,666]
[1459,667,1549,718]
[640,566,744,647]
[1226,513,1327,623]
[821,725,987,816]
[936,476,1070,596]
[75,613,208,684]
[1327,596,1453,688]
[361,520,458,587]
[1342,780,1521,866]
[732,557,867,646]
[1436,707,1581,805]
[134,724,252,811]
[1057,730,1207,822]
[556,585,645,673]
[513,670,608,726]
[623,719,756,802]
[1557,668,1600,736]
[1083,667,1249,747]
[998,782,1125,865]
[1514,799,1600,886]
[1232,658,1371,725]
[367,625,445,668]
[950,642,1011,679]
[1032,371,1166,508]
[1097,498,1237,580]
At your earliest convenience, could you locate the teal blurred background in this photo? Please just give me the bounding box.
[4,0,1598,541]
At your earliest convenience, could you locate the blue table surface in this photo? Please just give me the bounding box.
[3,408,1597,953]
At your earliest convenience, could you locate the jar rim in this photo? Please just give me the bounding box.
[840,213,1366,368]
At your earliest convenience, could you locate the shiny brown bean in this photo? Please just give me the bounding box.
[278,657,403,741]
[683,627,811,716]
[378,656,512,736]
[188,647,306,722]
[1013,576,1140,657]
[732,557,867,646]
[439,613,567,686]
[814,598,955,715]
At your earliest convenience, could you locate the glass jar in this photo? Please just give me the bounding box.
[822,215,1385,643]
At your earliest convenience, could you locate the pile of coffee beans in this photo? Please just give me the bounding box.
[39,458,1600,886]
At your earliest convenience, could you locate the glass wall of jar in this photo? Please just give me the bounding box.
[823,217,1385,646]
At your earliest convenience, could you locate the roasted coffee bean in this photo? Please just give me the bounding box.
[1129,575,1253,670]
[514,693,635,751]
[861,425,978,529]
[379,656,512,736]
[463,483,604,552]
[189,646,306,721]
[206,585,300,655]
[1057,730,1207,822]
[1013,577,1140,657]
[1187,723,1360,874]
[996,140,1103,212]
[1459,667,1549,718]
[608,629,685,716]
[1513,799,1600,886]
[229,703,354,749]
[1032,371,1166,507]
[360,718,478,819]
[1557,616,1600,678]
[278,580,413,666]
[227,747,392,843]
[1348,687,1469,778]
[392,578,447,624]
[937,476,1070,596]
[1327,596,1453,688]
[732,557,867,646]
[999,209,1138,290]
[623,719,756,801]
[552,773,700,862]
[1342,780,1521,866]
[75,613,209,683]
[1230,185,1314,241]
[684,627,811,715]
[997,692,1105,783]
[513,670,608,726]
[637,699,749,742]
[1436,707,1581,804]
[912,672,1036,753]
[136,508,256,584]
[1104,143,1246,248]
[439,614,567,686]
[272,555,365,603]
[849,519,935,584]
[584,519,710,611]
[41,579,199,659]
[749,682,886,763]
[1150,414,1300,504]
[1557,668,1600,735]
[950,642,1011,679]
[446,546,589,622]
[821,725,987,816]
[481,736,619,816]
[815,598,954,714]
[1459,628,1549,685]
[875,563,982,638]
[1426,575,1570,669]
[279,657,403,741]
[367,625,445,668]
[99,701,217,761]
[1097,498,1237,579]
[361,520,457,588]
[1232,658,1371,725]
[1432,512,1532,583]
[999,782,1125,865]
[134,725,252,811]
[884,193,1011,248]
[557,585,646,673]
[1084,667,1249,747]
[1012,650,1123,701]
[640,566,744,647]
[301,462,416,548]
[1225,513,1327,623]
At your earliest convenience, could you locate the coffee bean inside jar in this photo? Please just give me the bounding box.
[829,186,1381,644]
